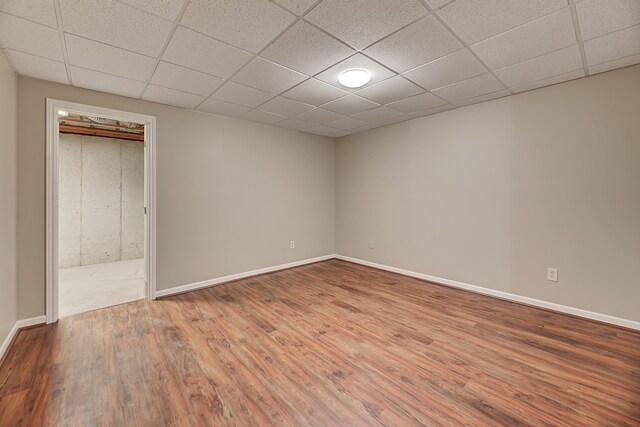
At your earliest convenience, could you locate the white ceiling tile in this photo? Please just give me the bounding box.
[588,53,640,75]
[576,0,640,41]
[321,94,379,115]
[180,0,295,53]
[295,108,345,124]
[70,66,146,98]
[66,34,156,82]
[142,84,205,109]
[261,21,354,75]
[325,116,369,131]
[277,118,316,131]
[282,79,349,106]
[0,13,63,60]
[378,114,412,126]
[163,27,252,79]
[240,110,286,125]
[259,96,315,116]
[471,8,576,70]
[118,0,185,21]
[315,53,395,92]
[232,57,307,93]
[6,49,68,84]
[305,0,427,50]
[494,45,583,88]
[454,89,510,107]
[409,103,455,117]
[271,0,317,15]
[352,106,405,122]
[356,75,424,104]
[583,24,640,66]
[197,98,251,117]
[0,0,57,27]
[304,125,342,137]
[150,61,224,96]
[511,69,585,93]
[211,81,274,108]
[437,0,567,44]
[386,92,448,113]
[364,15,462,73]
[59,0,173,57]
[432,73,504,103]
[424,0,454,10]
[403,49,486,90]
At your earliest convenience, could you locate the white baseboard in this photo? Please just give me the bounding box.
[156,254,336,298]
[335,255,640,331]
[0,315,46,363]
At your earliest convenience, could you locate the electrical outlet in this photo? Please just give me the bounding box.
[290,240,295,249]
[369,240,375,249]
[547,268,558,282]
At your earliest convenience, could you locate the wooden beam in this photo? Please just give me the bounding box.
[59,124,144,141]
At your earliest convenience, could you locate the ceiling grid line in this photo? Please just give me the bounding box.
[53,0,73,85]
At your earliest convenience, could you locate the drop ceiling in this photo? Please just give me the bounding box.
[1,0,638,138]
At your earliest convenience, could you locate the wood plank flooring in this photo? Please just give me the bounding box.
[0,259,638,426]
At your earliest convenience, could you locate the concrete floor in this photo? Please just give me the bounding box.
[59,258,145,317]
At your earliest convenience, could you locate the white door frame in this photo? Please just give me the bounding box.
[46,99,157,324]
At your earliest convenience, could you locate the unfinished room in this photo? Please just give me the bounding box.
[0,0,638,425]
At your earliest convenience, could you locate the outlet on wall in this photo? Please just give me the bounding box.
[290,240,295,249]
[369,240,375,249]
[547,267,558,282]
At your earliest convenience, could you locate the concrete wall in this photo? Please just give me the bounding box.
[59,134,144,268]
[0,51,18,344]
[336,65,640,322]
[17,77,336,319]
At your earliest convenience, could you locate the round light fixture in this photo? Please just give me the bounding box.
[338,69,371,88]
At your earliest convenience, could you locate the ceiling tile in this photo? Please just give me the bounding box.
[315,53,395,91]
[197,98,251,117]
[588,53,640,75]
[386,92,448,113]
[232,57,307,93]
[240,110,286,125]
[271,0,317,16]
[261,21,354,75]
[325,116,369,131]
[424,0,454,10]
[180,0,295,53]
[304,125,342,137]
[494,45,583,88]
[119,0,185,21]
[583,24,640,66]
[277,118,316,131]
[0,0,57,27]
[0,13,63,60]
[432,73,504,103]
[211,82,274,108]
[70,66,146,98]
[282,79,349,106]
[454,89,510,107]
[403,48,486,90]
[259,96,315,116]
[364,15,462,73]
[576,0,640,41]
[510,69,584,93]
[142,84,205,109]
[471,8,576,70]
[150,61,224,96]
[305,0,427,50]
[356,75,424,105]
[6,49,68,84]
[295,108,345,124]
[163,27,252,79]
[66,34,156,82]
[321,94,379,115]
[409,103,455,117]
[352,106,405,122]
[437,0,566,44]
[59,0,173,57]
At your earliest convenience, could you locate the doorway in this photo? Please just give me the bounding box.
[46,100,156,323]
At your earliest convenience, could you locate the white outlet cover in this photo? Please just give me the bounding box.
[290,240,295,249]
[547,267,558,282]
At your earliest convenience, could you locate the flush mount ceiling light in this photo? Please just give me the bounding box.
[338,69,371,88]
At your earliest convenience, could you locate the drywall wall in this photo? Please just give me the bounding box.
[0,51,18,344]
[336,65,640,322]
[59,134,144,268]
[17,77,335,319]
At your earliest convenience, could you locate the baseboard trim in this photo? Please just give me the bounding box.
[156,254,336,298]
[0,315,47,367]
[335,255,640,331]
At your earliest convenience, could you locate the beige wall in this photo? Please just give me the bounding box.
[0,51,18,342]
[336,65,640,322]
[18,77,335,318]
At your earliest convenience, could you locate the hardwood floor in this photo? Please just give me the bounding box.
[1,259,638,426]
